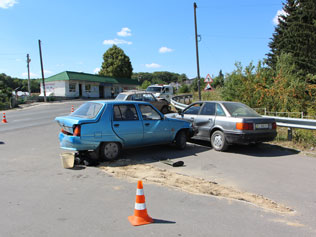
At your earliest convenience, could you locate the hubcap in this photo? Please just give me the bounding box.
[213,134,223,148]
[104,143,119,159]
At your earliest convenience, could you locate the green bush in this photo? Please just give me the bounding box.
[293,129,316,147]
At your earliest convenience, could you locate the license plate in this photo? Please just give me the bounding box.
[256,124,269,129]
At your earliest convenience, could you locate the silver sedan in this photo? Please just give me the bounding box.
[166,101,277,151]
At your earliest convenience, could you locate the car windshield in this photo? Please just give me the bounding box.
[115,93,128,100]
[222,102,260,117]
[71,102,104,118]
[146,87,162,92]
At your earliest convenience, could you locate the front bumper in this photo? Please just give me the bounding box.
[225,131,277,144]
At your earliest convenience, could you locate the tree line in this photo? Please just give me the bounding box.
[0,73,41,109]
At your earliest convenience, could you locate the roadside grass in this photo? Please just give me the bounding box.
[270,127,316,155]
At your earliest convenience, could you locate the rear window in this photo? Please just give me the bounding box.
[146,87,161,92]
[115,93,128,100]
[222,102,260,118]
[71,102,103,119]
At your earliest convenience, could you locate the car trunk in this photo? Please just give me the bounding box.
[55,116,95,135]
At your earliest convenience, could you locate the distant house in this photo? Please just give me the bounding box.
[40,71,140,99]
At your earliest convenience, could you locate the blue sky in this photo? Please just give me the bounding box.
[0,0,284,80]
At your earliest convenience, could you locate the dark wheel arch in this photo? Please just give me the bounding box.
[175,129,187,150]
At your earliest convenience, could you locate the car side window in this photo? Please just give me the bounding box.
[131,94,143,101]
[216,104,226,116]
[143,94,156,102]
[183,103,202,115]
[113,104,139,121]
[200,103,216,115]
[139,105,162,120]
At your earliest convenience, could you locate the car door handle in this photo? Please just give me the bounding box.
[114,124,120,127]
[145,123,150,126]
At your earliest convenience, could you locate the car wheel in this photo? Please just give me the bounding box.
[161,106,169,114]
[211,130,228,151]
[175,130,186,150]
[101,142,121,160]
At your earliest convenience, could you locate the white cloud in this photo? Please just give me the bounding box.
[0,0,17,9]
[44,70,52,74]
[103,38,132,45]
[273,9,286,25]
[21,72,37,78]
[159,47,173,53]
[93,68,100,74]
[117,27,132,37]
[145,63,161,68]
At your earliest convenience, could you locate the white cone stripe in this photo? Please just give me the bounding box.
[136,188,144,195]
[135,203,146,210]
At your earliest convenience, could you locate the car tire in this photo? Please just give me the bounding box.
[161,106,169,114]
[175,130,186,150]
[211,130,228,151]
[101,142,121,161]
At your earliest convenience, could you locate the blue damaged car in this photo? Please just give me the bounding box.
[55,101,193,160]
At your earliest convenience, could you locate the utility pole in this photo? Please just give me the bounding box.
[194,2,201,101]
[26,54,31,96]
[38,40,47,102]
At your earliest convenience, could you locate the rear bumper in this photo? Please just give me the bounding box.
[59,133,100,151]
[225,131,277,144]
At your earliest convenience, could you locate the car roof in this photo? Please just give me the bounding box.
[194,101,242,104]
[118,90,150,95]
[88,100,152,105]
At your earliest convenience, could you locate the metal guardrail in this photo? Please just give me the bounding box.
[171,95,316,130]
[264,116,316,130]
[170,94,193,110]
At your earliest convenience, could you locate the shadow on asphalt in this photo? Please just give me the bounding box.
[97,143,211,167]
[188,139,300,157]
[152,218,176,224]
[227,143,300,157]
[79,140,299,169]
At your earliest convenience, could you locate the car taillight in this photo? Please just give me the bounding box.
[272,122,277,130]
[73,125,81,136]
[236,122,253,130]
[61,128,71,135]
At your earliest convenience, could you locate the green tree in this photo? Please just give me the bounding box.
[212,70,224,88]
[132,71,186,84]
[267,0,316,76]
[189,77,206,92]
[140,80,151,90]
[178,84,189,93]
[99,45,133,78]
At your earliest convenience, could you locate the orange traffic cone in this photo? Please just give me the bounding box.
[71,105,74,113]
[2,113,8,123]
[128,180,154,226]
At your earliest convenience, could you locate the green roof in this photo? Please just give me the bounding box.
[45,71,140,85]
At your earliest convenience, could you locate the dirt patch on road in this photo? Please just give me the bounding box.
[99,159,294,214]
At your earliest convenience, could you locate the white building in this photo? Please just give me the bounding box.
[40,71,139,99]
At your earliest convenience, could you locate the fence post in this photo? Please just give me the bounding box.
[287,128,293,141]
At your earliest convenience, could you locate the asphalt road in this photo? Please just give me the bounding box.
[0,100,316,236]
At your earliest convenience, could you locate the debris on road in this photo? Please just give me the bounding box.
[161,159,184,167]
[100,159,294,214]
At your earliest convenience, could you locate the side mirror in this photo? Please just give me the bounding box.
[178,111,184,118]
